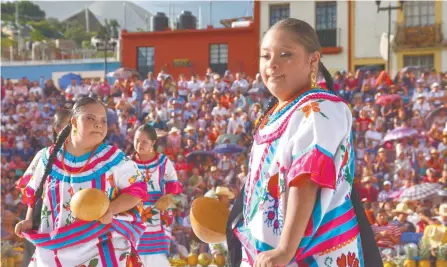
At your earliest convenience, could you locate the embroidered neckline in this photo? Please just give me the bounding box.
[254,91,344,145]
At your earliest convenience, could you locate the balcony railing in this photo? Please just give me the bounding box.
[394,22,444,49]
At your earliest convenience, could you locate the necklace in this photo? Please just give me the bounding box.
[61,141,100,174]
[135,153,159,180]
[258,90,308,129]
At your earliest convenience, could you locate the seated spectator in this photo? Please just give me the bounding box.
[392,203,416,233]
[372,208,402,255]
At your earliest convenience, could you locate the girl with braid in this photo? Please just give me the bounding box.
[225,19,381,267]
[14,97,148,267]
[132,124,183,267]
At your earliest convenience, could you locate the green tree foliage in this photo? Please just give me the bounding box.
[1,37,17,47]
[1,1,45,24]
[64,21,95,47]
[108,19,120,38]
[28,19,64,40]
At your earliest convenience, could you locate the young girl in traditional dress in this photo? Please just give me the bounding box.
[227,19,381,267]
[15,97,148,266]
[132,124,183,267]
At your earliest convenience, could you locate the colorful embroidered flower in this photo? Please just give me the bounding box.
[68,187,75,197]
[128,175,137,184]
[337,253,359,267]
[302,102,320,118]
[273,220,280,229]
[267,211,275,220]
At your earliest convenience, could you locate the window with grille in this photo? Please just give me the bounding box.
[269,4,289,27]
[315,1,337,47]
[404,1,435,27]
[403,55,434,75]
[209,44,228,76]
[137,47,155,79]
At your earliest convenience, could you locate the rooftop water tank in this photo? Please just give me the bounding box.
[177,11,196,30]
[231,21,252,28]
[151,12,169,32]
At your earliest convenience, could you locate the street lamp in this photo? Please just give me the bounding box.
[91,35,118,78]
[375,0,405,73]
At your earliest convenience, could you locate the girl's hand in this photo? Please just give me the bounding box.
[15,219,32,237]
[254,248,290,267]
[98,208,114,224]
[155,194,173,211]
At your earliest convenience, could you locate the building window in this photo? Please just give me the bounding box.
[404,1,435,27]
[137,47,155,79]
[403,55,434,75]
[315,1,337,47]
[269,4,289,27]
[209,44,228,76]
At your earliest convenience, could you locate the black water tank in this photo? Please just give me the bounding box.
[151,12,169,32]
[178,11,196,30]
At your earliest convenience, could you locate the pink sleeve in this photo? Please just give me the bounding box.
[165,181,183,195]
[120,182,148,200]
[286,147,336,189]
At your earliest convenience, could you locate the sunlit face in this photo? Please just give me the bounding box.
[260,28,316,101]
[376,212,388,225]
[71,103,107,148]
[134,130,155,155]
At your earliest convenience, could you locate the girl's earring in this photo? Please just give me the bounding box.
[73,128,78,135]
[310,70,317,89]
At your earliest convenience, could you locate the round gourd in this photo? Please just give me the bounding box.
[70,188,110,221]
[190,197,229,244]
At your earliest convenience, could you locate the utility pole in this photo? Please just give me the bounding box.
[375,0,405,72]
[209,0,212,26]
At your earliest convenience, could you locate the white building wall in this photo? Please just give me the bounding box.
[259,1,348,73]
[353,1,399,59]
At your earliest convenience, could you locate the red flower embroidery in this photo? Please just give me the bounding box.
[337,254,347,267]
[337,252,359,267]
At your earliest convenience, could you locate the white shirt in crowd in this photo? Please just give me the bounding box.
[412,101,432,117]
[66,84,86,96]
[200,81,214,93]
[412,90,428,102]
[428,90,444,106]
[365,129,383,148]
[231,79,249,93]
[177,80,189,96]
[211,106,230,118]
[187,80,201,94]
[141,100,155,114]
[227,116,243,134]
[156,107,168,121]
[29,86,44,97]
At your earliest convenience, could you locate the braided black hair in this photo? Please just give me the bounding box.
[319,61,334,92]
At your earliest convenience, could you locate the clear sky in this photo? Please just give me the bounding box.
[132,1,253,28]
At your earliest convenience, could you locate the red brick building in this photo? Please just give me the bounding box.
[121,1,260,79]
